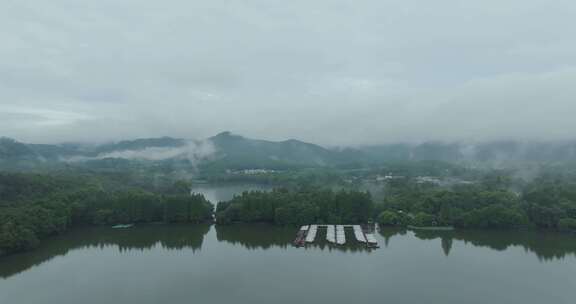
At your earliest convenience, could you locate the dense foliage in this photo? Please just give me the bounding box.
[0,173,213,255]
[375,173,576,230]
[216,188,373,226]
[3,164,576,256]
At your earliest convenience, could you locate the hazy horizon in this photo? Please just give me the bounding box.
[2,0,576,145]
[7,130,576,151]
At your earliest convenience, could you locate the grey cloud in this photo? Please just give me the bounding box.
[1,0,576,145]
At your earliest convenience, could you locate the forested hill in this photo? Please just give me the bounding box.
[204,131,350,169]
[0,133,352,170]
[362,141,576,164]
[3,134,576,171]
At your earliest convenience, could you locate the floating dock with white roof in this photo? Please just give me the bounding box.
[336,225,346,245]
[353,225,367,243]
[293,225,309,246]
[294,224,378,248]
[326,225,336,243]
[365,233,378,245]
[305,225,318,243]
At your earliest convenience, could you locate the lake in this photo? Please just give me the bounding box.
[190,182,276,204]
[1,224,575,304]
[1,183,575,303]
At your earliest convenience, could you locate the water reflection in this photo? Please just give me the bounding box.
[215,224,377,252]
[0,224,210,279]
[2,224,576,281]
[191,183,275,204]
[379,227,576,261]
[215,224,293,250]
[377,227,408,248]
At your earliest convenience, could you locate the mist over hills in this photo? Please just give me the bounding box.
[2,132,576,171]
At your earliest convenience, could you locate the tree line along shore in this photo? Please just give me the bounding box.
[2,170,576,256]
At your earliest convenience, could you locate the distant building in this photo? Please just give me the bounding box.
[416,176,442,185]
[375,174,404,182]
[235,169,277,175]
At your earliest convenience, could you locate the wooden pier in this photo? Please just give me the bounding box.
[294,224,379,248]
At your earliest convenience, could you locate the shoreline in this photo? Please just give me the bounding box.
[407,225,455,231]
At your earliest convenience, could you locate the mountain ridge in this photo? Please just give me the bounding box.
[3,133,576,170]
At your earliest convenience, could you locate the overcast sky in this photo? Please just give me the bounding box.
[1,0,576,146]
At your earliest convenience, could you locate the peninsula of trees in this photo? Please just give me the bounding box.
[0,173,213,256]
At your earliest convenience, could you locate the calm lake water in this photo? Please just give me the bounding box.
[190,182,275,204]
[1,184,575,304]
[1,224,575,304]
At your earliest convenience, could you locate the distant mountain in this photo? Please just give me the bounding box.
[27,143,89,160]
[361,142,463,163]
[93,137,186,155]
[204,131,347,169]
[3,133,576,172]
[362,140,576,165]
[0,136,190,165]
[0,137,38,161]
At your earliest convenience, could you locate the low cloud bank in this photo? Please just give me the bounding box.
[67,140,217,164]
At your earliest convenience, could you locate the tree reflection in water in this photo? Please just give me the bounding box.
[379,227,576,261]
[2,224,575,280]
[0,224,210,279]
